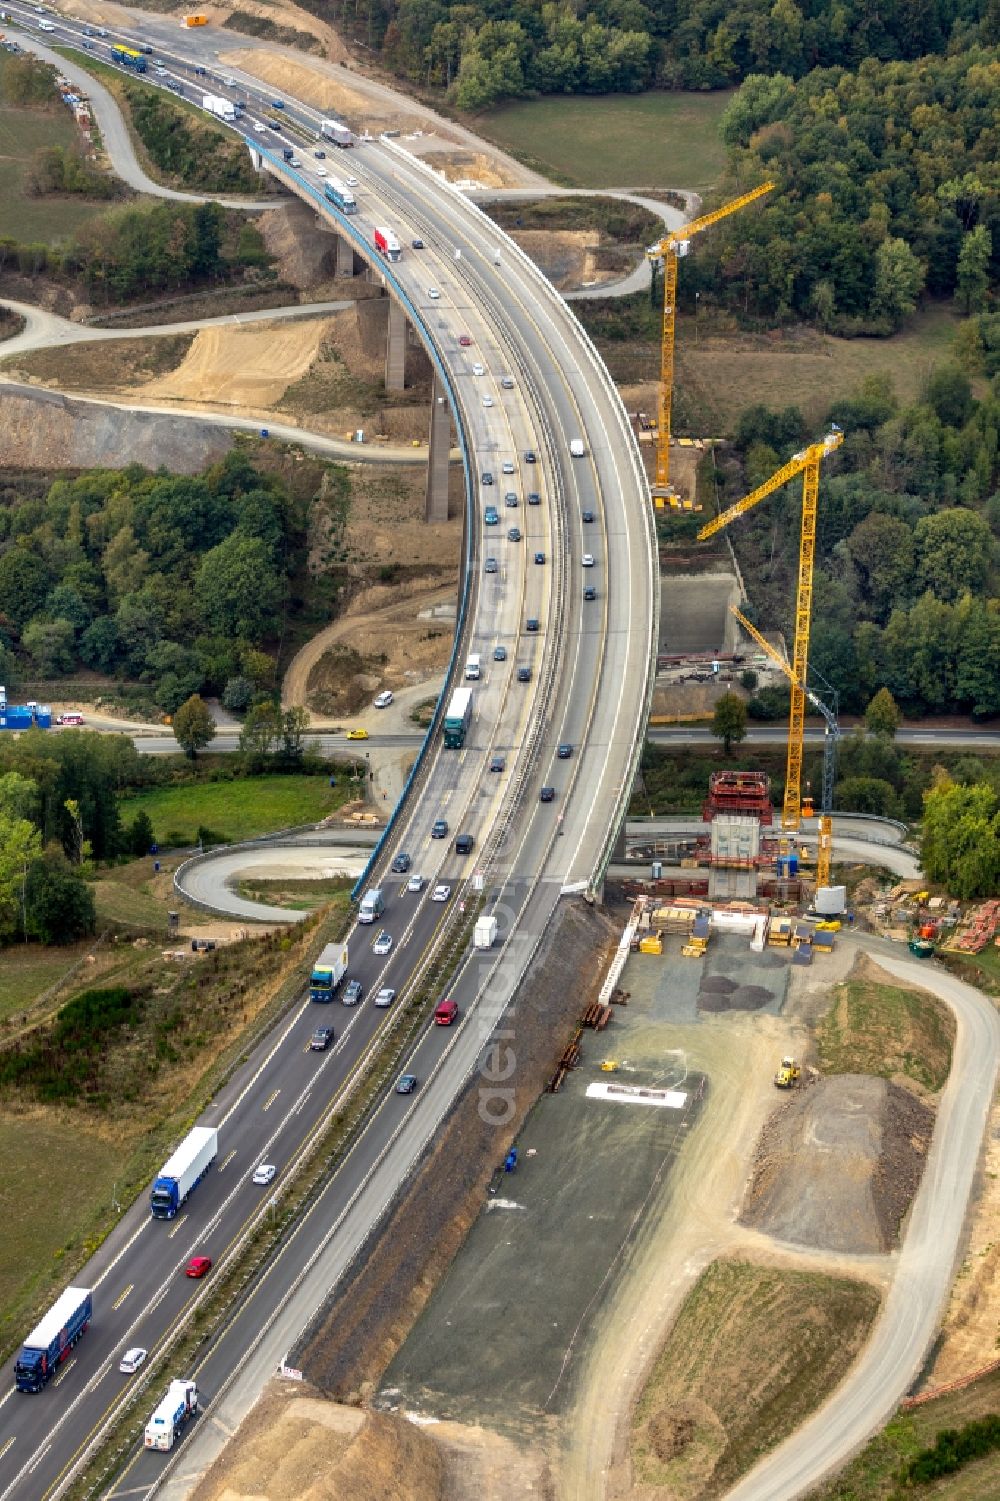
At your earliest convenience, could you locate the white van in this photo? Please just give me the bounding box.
[465,653,481,681]
[37,18,55,29]
[569,438,585,458]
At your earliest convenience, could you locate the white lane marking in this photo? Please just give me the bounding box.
[112,1284,133,1311]
[167,1215,188,1240]
[52,1361,76,1391]
[218,1150,237,1171]
[0,1439,14,1462]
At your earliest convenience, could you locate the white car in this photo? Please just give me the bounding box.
[373,690,394,708]
[119,1347,147,1375]
[374,987,396,1007]
[482,395,494,408]
[251,119,265,132]
[428,286,440,299]
[407,873,425,893]
[472,362,485,376]
[346,175,358,186]
[252,1163,277,1186]
[432,884,451,902]
[502,460,515,474]
[582,553,595,567]
[372,930,393,956]
[316,166,328,177]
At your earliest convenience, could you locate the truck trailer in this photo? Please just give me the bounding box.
[320,119,353,147]
[310,941,349,1001]
[373,226,401,263]
[442,686,473,748]
[145,1379,199,1450]
[150,1125,218,1219]
[16,1287,92,1392]
[202,93,235,123]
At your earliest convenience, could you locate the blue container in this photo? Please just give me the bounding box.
[34,708,51,728]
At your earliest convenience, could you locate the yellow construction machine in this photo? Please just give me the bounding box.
[774,1056,801,1088]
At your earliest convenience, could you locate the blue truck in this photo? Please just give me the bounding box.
[16,1287,92,1392]
[0,689,51,731]
[150,1125,218,1219]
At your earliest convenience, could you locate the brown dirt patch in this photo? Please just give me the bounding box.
[218,48,425,134]
[219,0,350,61]
[190,1384,444,1501]
[138,317,334,408]
[423,147,520,190]
[509,228,605,293]
[2,334,196,394]
[740,1074,934,1254]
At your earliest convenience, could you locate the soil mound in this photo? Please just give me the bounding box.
[740,1074,933,1253]
[191,1387,443,1501]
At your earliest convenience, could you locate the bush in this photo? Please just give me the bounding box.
[24,849,96,944]
[0,985,139,1102]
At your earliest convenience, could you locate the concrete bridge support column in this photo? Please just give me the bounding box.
[425,372,451,522]
[335,234,355,278]
[385,299,407,392]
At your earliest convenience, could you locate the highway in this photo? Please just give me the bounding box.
[0,8,657,1500]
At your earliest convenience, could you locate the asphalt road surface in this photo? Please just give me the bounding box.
[0,12,657,1500]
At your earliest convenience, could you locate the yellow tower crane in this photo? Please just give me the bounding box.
[645,181,775,505]
[698,428,845,831]
[729,605,840,890]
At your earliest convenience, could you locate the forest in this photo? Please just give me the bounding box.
[715,357,1000,724]
[0,452,301,712]
[311,0,997,105]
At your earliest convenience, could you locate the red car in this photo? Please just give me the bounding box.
[458,334,472,347]
[184,1256,212,1278]
[434,998,459,1026]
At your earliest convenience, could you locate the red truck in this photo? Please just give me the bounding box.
[373,226,401,263]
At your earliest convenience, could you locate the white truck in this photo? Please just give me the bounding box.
[202,93,236,124]
[145,1379,199,1451]
[150,1126,218,1219]
[320,119,353,148]
[474,914,498,949]
[358,886,384,925]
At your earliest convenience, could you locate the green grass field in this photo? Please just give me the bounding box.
[0,103,110,242]
[480,91,732,191]
[118,774,349,846]
[1,946,89,1019]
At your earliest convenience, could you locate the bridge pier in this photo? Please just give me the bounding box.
[335,234,355,279]
[425,372,451,521]
[385,298,407,392]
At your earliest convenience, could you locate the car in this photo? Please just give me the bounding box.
[431,818,449,839]
[504,492,518,508]
[396,1073,418,1094]
[289,156,302,168]
[406,873,425,892]
[524,449,537,463]
[185,1256,212,1278]
[434,998,459,1025]
[517,666,532,682]
[534,551,546,565]
[375,987,397,1007]
[483,395,494,408]
[557,743,573,759]
[310,1025,335,1051]
[346,174,359,186]
[391,852,411,873]
[314,148,326,157]
[481,470,494,485]
[501,376,515,389]
[490,753,506,772]
[343,979,364,1006]
[56,712,83,726]
[428,286,440,299]
[373,689,394,708]
[372,930,393,956]
[526,617,540,633]
[251,119,265,132]
[270,99,285,109]
[411,237,425,249]
[431,883,451,902]
[540,786,556,802]
[527,491,541,506]
[584,585,597,601]
[582,553,595,567]
[119,1347,148,1375]
[458,334,473,347]
[455,833,474,854]
[485,557,499,574]
[316,166,328,177]
[582,509,595,523]
[493,644,507,661]
[253,1163,277,1186]
[508,526,522,542]
[346,727,369,740]
[223,75,236,86]
[484,505,499,525]
[472,362,485,376]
